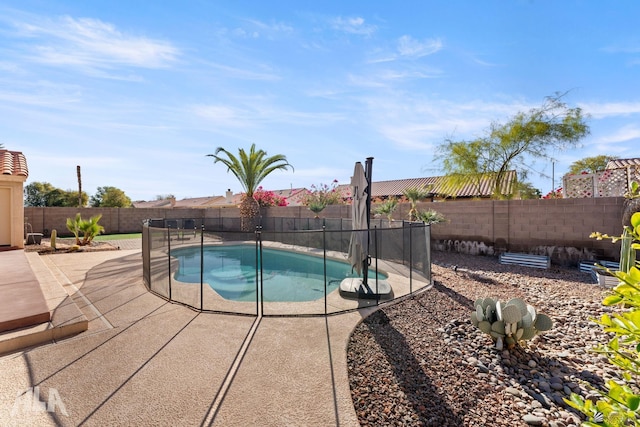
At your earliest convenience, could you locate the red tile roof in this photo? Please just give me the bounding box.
[0,150,28,178]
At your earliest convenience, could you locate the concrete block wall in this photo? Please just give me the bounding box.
[24,196,627,264]
[425,197,625,263]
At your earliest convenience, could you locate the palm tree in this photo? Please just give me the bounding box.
[402,186,432,221]
[207,144,293,231]
[374,198,398,225]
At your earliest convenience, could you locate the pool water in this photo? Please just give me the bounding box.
[171,245,385,302]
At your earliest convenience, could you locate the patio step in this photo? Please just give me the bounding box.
[0,251,88,355]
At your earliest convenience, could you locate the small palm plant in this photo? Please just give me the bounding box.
[65,213,104,246]
[207,144,293,232]
[66,213,82,245]
[416,209,446,224]
[80,214,105,245]
[374,198,399,225]
[402,186,432,221]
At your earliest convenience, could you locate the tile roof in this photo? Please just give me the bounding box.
[133,172,517,209]
[0,150,28,178]
[337,171,516,199]
[606,158,640,170]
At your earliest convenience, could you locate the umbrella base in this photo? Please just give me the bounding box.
[339,278,392,300]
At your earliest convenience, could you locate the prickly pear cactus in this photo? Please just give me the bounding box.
[470,297,553,350]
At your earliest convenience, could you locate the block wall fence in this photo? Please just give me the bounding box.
[24,196,626,265]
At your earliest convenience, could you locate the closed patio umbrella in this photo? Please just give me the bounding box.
[348,161,369,277]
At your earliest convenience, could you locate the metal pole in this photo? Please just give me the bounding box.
[200,224,204,311]
[256,226,263,316]
[167,228,172,301]
[323,226,327,315]
[409,222,413,294]
[363,157,373,286]
[374,226,379,304]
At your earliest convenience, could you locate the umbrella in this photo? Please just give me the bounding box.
[348,162,369,276]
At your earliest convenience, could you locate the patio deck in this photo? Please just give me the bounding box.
[0,241,424,425]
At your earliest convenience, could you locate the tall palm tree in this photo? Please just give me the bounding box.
[207,144,293,231]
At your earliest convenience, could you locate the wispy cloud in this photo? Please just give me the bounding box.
[397,35,442,58]
[367,35,443,64]
[579,101,640,118]
[601,43,640,54]
[362,96,534,151]
[598,124,640,144]
[191,102,345,129]
[330,16,376,36]
[198,60,281,81]
[10,15,179,73]
[242,18,294,38]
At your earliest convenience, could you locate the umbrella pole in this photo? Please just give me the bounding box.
[362,157,373,286]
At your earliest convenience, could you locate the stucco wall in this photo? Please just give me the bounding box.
[1,177,26,248]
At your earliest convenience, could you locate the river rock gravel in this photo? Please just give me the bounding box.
[347,251,618,427]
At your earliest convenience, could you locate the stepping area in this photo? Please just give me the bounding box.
[0,250,51,333]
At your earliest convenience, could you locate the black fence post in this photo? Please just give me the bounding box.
[323,225,327,315]
[200,224,204,311]
[256,226,263,316]
[167,228,172,301]
[409,222,413,294]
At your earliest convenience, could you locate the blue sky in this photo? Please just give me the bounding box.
[1,1,639,201]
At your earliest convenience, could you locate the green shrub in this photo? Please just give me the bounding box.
[565,212,640,426]
[65,213,105,246]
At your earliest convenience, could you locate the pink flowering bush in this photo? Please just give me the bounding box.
[301,180,346,215]
[253,186,288,207]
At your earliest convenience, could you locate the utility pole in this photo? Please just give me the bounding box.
[77,165,82,207]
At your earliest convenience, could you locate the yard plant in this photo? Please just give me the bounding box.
[65,213,105,246]
[566,212,640,426]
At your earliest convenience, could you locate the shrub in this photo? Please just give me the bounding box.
[253,186,288,207]
[65,213,105,246]
[301,180,346,215]
[565,212,640,425]
[374,198,399,224]
[416,209,446,224]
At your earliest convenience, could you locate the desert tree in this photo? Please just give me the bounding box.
[436,92,590,199]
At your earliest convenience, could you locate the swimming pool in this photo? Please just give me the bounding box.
[171,244,386,302]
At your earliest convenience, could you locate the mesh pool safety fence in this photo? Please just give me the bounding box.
[142,217,432,316]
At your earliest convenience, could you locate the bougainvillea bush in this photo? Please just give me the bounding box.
[253,186,288,207]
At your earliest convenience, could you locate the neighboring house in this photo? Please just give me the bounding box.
[0,150,29,249]
[336,171,518,200]
[132,172,519,209]
[133,188,310,208]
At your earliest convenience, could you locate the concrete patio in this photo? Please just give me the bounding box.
[0,241,399,426]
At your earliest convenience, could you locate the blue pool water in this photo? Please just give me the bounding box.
[171,244,385,302]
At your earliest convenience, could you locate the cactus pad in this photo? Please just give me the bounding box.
[471,312,479,326]
[506,298,528,316]
[534,313,553,331]
[520,312,533,328]
[491,321,505,335]
[478,321,492,334]
[501,305,521,324]
[520,326,536,341]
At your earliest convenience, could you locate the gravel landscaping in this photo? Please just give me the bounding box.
[347,251,617,426]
